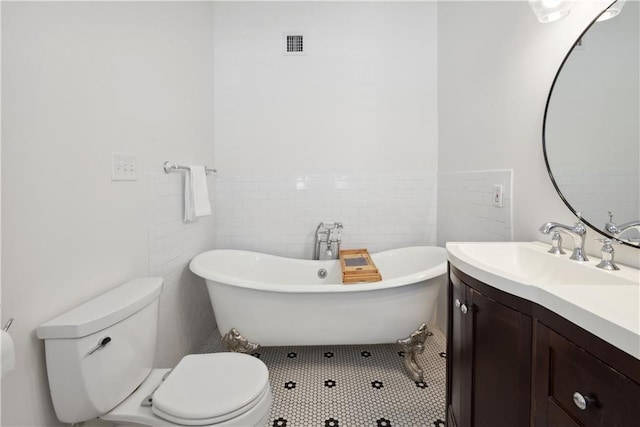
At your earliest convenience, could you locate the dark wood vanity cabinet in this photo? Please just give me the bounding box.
[447,264,640,427]
[447,266,532,427]
[533,323,639,426]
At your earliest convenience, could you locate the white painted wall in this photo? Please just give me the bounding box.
[1,2,215,425]
[211,1,440,258]
[213,1,438,175]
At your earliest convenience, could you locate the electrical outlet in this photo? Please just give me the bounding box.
[112,152,137,181]
[493,184,503,208]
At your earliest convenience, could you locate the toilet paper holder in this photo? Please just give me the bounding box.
[3,318,14,331]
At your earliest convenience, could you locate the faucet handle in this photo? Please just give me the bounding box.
[595,237,621,245]
[548,231,566,255]
[595,238,621,271]
[604,212,619,235]
[572,211,588,234]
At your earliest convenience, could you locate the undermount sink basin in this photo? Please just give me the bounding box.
[447,241,638,288]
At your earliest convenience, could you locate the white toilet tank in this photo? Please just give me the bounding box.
[37,277,163,424]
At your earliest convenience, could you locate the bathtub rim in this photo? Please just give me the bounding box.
[189,246,447,294]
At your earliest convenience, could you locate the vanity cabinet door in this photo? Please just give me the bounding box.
[468,288,532,427]
[447,268,533,427]
[533,322,640,426]
[447,270,470,427]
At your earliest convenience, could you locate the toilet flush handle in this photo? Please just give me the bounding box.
[87,336,112,356]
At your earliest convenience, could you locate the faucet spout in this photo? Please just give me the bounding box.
[539,222,560,234]
[325,247,333,258]
[539,221,588,261]
[539,222,581,235]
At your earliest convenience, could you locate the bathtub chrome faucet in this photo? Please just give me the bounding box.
[313,222,343,260]
[539,214,588,261]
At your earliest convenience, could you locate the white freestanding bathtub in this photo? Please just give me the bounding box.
[189,246,447,348]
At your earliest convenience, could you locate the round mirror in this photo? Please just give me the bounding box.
[544,0,640,247]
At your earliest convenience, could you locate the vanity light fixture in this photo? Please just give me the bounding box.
[528,0,574,23]
[596,0,626,21]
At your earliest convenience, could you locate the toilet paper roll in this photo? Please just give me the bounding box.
[1,330,16,377]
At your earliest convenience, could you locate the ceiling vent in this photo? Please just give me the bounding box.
[284,34,305,56]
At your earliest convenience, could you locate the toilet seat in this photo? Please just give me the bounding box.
[151,353,270,426]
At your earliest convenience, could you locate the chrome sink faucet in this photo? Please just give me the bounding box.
[539,213,589,261]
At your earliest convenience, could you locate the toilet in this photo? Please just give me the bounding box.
[36,278,272,426]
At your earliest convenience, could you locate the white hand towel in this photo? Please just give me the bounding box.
[183,168,195,223]
[191,166,211,217]
[183,166,211,222]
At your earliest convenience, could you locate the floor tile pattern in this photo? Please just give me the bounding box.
[198,326,446,427]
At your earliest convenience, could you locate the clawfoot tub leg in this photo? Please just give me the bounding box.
[396,323,429,382]
[222,328,261,354]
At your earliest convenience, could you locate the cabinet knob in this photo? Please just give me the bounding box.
[460,304,469,315]
[455,299,461,309]
[572,392,594,410]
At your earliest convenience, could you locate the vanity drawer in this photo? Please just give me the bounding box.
[539,326,639,426]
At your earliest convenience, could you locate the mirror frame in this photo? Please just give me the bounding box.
[542,0,638,248]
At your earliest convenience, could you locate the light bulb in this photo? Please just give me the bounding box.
[528,0,574,23]
[596,0,626,22]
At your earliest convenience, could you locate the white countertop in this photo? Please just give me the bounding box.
[446,241,640,360]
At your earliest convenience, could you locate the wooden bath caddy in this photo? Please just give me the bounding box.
[339,249,382,284]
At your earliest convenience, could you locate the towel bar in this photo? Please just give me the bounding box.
[163,161,216,175]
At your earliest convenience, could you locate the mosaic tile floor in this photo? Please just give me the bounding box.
[198,325,447,427]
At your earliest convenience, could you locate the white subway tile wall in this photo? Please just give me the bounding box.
[148,172,216,367]
[215,173,438,259]
[437,170,513,244]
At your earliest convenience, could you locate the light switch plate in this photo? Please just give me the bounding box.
[112,152,137,181]
[493,184,503,208]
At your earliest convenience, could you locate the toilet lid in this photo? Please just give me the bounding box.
[151,353,270,425]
